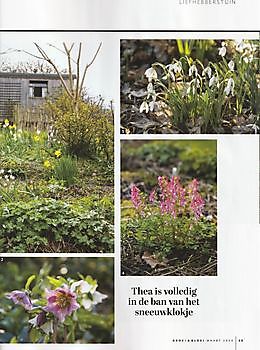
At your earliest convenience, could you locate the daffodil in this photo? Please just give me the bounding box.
[34,135,40,142]
[4,119,9,126]
[43,160,52,168]
[54,149,62,158]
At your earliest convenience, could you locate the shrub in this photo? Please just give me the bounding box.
[45,93,114,161]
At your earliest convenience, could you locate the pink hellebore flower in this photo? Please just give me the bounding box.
[44,287,79,322]
[6,290,32,310]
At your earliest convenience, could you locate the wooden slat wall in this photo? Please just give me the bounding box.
[0,81,21,120]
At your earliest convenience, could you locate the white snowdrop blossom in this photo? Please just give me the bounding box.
[147,82,154,94]
[235,40,247,53]
[243,55,253,64]
[224,78,235,96]
[187,79,200,95]
[139,101,149,113]
[218,45,227,57]
[170,61,182,74]
[188,64,198,77]
[144,67,158,82]
[203,66,212,79]
[149,101,156,112]
[228,60,235,71]
[209,75,219,88]
[0,169,4,174]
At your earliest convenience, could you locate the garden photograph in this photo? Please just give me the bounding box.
[121,38,260,134]
[0,39,114,253]
[0,257,114,344]
[121,140,217,276]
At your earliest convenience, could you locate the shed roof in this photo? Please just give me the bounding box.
[0,72,76,80]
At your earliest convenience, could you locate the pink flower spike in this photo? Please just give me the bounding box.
[130,184,142,210]
[149,189,156,203]
[6,290,33,310]
[44,287,79,323]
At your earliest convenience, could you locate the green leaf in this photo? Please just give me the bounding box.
[25,274,36,290]
[47,276,64,288]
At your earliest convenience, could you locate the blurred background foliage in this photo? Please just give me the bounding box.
[121,140,217,186]
[0,257,114,344]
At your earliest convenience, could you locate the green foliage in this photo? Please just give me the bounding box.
[54,155,78,186]
[121,140,217,183]
[45,92,114,161]
[0,197,114,253]
[121,213,216,259]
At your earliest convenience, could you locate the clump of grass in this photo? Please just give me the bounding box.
[54,155,78,186]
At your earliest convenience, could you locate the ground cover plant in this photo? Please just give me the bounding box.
[0,257,114,343]
[121,39,260,134]
[0,107,114,253]
[121,140,217,276]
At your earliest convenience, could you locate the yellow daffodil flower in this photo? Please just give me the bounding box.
[54,149,62,158]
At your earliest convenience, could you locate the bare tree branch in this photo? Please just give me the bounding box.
[79,42,102,95]
[34,43,73,99]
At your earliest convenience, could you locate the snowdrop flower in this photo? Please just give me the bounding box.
[9,175,15,181]
[167,62,182,75]
[218,43,227,57]
[224,78,235,96]
[139,101,149,113]
[172,61,182,74]
[243,55,253,63]
[228,60,235,71]
[0,169,4,174]
[209,75,219,88]
[172,167,178,176]
[149,100,157,112]
[189,64,198,77]
[187,79,200,95]
[202,66,212,79]
[147,82,154,94]
[144,67,157,82]
[235,40,247,53]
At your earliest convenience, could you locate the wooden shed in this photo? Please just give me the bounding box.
[0,72,74,121]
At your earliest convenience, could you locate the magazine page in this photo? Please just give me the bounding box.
[0,1,259,349]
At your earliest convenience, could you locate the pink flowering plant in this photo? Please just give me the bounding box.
[5,274,108,343]
[122,175,216,259]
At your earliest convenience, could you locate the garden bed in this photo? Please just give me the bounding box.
[0,111,114,253]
